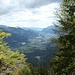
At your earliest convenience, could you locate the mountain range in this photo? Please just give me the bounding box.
[0,25,39,48]
[0,25,57,66]
[41,26,56,34]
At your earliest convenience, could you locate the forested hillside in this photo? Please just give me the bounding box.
[0,25,38,48]
[0,25,58,66]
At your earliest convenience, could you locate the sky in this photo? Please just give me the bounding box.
[0,0,61,28]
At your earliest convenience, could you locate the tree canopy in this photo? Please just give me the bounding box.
[50,0,75,75]
[0,30,32,75]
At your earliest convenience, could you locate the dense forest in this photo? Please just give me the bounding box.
[0,0,75,75]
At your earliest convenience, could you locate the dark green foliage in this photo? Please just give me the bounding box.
[50,0,75,75]
[30,63,49,75]
[26,45,57,67]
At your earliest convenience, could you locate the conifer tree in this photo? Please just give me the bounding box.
[0,30,32,75]
[50,0,75,75]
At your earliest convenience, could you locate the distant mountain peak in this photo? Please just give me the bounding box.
[41,25,56,34]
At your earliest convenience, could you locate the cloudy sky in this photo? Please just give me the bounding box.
[0,0,61,28]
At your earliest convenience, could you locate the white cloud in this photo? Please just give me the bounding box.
[0,0,61,15]
[0,1,60,28]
